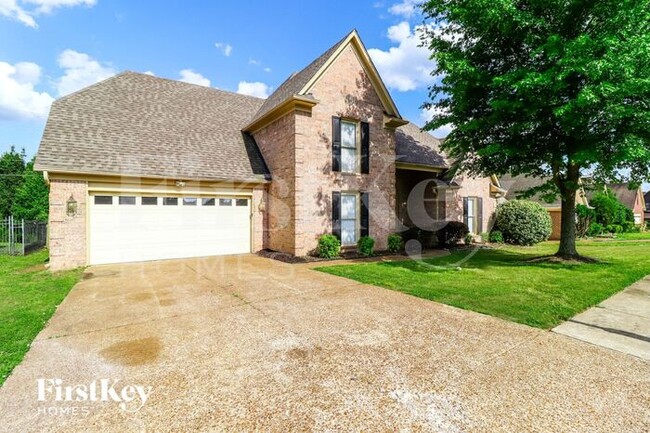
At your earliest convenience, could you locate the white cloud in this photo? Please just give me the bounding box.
[24,0,95,14]
[214,42,232,57]
[56,49,116,96]
[420,106,453,138]
[0,0,36,26]
[178,69,210,87]
[388,0,419,18]
[236,81,270,98]
[248,58,260,66]
[0,60,54,120]
[143,70,155,76]
[263,67,271,73]
[0,0,95,27]
[368,22,435,92]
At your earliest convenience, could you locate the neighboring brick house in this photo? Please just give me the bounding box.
[597,183,646,227]
[35,30,499,271]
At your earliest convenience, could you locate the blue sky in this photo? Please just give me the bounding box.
[0,0,443,158]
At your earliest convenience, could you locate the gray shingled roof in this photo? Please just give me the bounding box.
[395,122,448,169]
[35,71,270,182]
[606,183,640,210]
[499,174,560,206]
[249,32,351,124]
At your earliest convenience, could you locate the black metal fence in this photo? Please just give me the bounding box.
[0,216,47,255]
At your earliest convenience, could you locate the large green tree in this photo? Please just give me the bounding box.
[0,147,26,218]
[422,0,650,258]
[12,161,49,222]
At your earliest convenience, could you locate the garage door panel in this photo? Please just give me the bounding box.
[89,194,251,265]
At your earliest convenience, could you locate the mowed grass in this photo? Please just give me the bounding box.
[0,250,82,385]
[316,240,650,329]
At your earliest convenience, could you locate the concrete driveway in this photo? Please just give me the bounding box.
[0,255,648,432]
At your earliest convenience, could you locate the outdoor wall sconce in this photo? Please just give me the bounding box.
[66,195,78,217]
[258,198,266,212]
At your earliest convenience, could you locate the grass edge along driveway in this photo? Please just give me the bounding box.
[0,250,82,386]
[316,240,650,329]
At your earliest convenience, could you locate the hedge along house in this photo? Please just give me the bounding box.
[35,30,499,271]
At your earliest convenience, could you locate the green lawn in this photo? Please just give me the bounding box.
[316,240,650,329]
[0,250,82,385]
[613,231,650,241]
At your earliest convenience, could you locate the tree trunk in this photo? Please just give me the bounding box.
[556,187,578,258]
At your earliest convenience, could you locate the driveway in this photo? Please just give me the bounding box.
[553,276,650,361]
[0,254,648,432]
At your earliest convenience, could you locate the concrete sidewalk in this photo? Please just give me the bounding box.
[553,276,650,361]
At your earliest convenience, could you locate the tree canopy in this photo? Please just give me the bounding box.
[0,148,48,221]
[422,0,650,258]
[0,147,26,218]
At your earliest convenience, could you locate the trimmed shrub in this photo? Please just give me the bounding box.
[465,233,474,245]
[387,233,403,253]
[488,230,504,243]
[621,221,636,233]
[494,200,552,246]
[587,222,604,236]
[436,221,469,246]
[357,236,375,257]
[605,224,623,234]
[318,234,340,258]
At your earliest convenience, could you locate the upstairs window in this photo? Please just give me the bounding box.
[332,117,369,174]
[340,121,357,173]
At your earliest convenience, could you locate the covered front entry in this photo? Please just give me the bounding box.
[396,168,452,233]
[89,192,251,265]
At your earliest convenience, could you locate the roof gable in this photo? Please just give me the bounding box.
[246,30,403,131]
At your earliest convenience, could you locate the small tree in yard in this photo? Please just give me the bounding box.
[422,0,650,260]
[0,146,26,218]
[12,161,49,222]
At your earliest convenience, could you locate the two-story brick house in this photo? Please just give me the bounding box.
[35,30,499,271]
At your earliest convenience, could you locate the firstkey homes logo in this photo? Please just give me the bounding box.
[36,378,152,415]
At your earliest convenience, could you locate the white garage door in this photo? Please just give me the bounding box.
[89,194,251,265]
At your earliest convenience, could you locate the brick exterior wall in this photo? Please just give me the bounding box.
[548,209,562,240]
[252,112,296,253]
[48,179,87,271]
[293,45,397,255]
[251,186,267,252]
[446,176,498,237]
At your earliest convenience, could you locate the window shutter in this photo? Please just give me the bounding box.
[360,192,370,238]
[360,121,370,174]
[332,117,341,172]
[332,191,341,239]
[477,197,483,234]
[462,197,469,226]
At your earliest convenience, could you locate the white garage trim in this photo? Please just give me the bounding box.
[88,190,253,265]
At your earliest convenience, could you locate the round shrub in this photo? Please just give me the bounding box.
[318,234,340,258]
[357,236,375,257]
[494,200,552,246]
[436,221,469,246]
[605,224,623,234]
[387,233,403,253]
[587,222,604,236]
[488,230,504,243]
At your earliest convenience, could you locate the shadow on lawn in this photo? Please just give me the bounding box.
[376,247,610,274]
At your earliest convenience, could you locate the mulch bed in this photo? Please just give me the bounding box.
[257,249,404,264]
